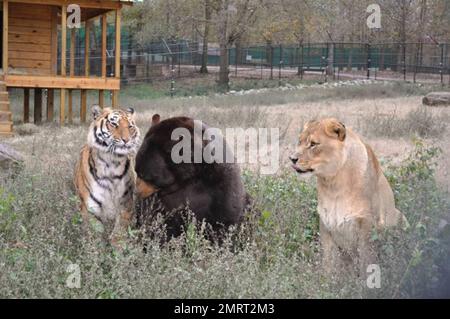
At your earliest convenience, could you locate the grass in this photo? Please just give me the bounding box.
[120,76,320,100]
[360,105,448,138]
[0,141,448,298]
[1,81,449,298]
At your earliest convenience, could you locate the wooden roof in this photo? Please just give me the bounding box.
[4,1,134,10]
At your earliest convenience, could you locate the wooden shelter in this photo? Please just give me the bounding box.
[0,0,133,136]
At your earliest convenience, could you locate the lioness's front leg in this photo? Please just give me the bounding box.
[320,220,342,275]
[354,217,377,277]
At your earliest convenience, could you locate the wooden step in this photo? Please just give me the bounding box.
[0,131,13,137]
[0,101,9,111]
[0,111,11,122]
[0,92,9,101]
[0,121,13,133]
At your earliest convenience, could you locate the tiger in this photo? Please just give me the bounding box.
[74,105,141,245]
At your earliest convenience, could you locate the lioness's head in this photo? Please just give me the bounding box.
[290,118,347,178]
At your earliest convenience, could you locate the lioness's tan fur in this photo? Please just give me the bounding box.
[290,118,407,274]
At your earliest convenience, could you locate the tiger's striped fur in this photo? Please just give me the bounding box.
[74,105,140,243]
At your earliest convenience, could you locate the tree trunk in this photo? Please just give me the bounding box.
[327,43,334,76]
[266,40,273,79]
[200,0,211,73]
[217,0,230,90]
[218,42,230,91]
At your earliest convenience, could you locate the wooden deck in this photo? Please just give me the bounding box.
[4,75,120,90]
[1,0,127,134]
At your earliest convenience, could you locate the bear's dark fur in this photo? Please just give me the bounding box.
[134,116,251,240]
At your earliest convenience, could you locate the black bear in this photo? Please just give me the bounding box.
[134,114,251,240]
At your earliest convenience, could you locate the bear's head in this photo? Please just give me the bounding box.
[135,114,211,199]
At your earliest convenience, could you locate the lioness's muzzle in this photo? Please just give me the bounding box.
[136,177,158,198]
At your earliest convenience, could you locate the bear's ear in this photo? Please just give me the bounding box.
[91,104,102,120]
[151,114,161,126]
[323,118,346,141]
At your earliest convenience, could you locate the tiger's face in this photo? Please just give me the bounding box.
[88,105,140,156]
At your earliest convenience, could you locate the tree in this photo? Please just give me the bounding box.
[199,0,213,73]
[215,0,259,90]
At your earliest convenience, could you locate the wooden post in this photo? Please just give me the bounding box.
[23,88,29,123]
[80,90,87,123]
[60,5,67,124]
[99,90,104,108]
[111,9,121,109]
[68,90,73,124]
[51,7,58,75]
[47,89,54,122]
[98,14,106,108]
[60,89,65,124]
[112,90,119,108]
[101,13,107,78]
[115,9,121,79]
[68,26,75,124]
[70,28,75,76]
[85,21,90,76]
[34,89,42,124]
[61,5,67,77]
[3,1,8,75]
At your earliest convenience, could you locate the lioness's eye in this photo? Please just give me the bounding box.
[310,141,319,148]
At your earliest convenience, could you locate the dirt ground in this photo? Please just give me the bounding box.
[4,88,450,192]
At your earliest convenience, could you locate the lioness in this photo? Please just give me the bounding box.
[290,118,407,274]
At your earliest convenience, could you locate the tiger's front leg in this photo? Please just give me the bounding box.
[110,209,133,248]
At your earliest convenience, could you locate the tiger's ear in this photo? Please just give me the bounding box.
[151,114,161,126]
[91,105,102,120]
[323,118,346,141]
[125,107,136,120]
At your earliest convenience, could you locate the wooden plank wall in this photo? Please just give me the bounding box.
[8,3,54,75]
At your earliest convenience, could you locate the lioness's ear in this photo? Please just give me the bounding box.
[151,114,161,126]
[303,120,314,131]
[324,118,346,141]
[91,105,102,120]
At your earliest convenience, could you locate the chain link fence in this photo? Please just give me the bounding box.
[60,30,450,86]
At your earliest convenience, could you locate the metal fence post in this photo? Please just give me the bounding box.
[367,43,371,79]
[146,51,150,83]
[279,44,283,86]
[260,46,264,79]
[440,43,444,86]
[270,45,274,80]
[178,43,181,76]
[170,68,175,98]
[235,46,238,77]
[228,47,232,79]
[403,43,406,81]
[300,43,304,80]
